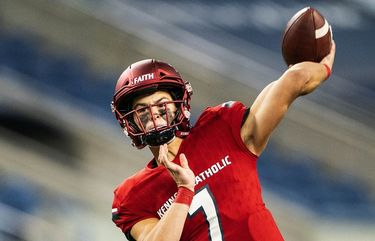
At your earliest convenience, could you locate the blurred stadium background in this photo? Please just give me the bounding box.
[0,0,374,240]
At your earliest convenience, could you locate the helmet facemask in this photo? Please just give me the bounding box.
[119,98,187,147]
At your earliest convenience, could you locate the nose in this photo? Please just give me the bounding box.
[150,106,161,118]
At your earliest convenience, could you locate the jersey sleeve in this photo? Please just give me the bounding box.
[202,101,257,158]
[202,101,249,132]
[215,101,248,127]
[112,184,157,235]
[199,101,248,126]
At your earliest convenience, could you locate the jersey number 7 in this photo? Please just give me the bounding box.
[188,186,224,241]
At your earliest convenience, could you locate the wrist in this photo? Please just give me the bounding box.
[323,63,331,79]
[175,186,194,206]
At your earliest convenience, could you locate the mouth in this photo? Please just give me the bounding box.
[146,124,167,132]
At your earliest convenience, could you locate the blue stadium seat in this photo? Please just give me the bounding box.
[0,175,41,213]
[258,144,375,220]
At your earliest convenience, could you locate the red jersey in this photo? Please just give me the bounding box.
[112,101,284,241]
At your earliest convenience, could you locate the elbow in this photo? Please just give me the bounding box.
[284,67,312,96]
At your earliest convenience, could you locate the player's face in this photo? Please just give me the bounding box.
[132,91,177,132]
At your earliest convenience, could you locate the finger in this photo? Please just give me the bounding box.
[161,144,167,154]
[320,41,336,69]
[329,40,336,53]
[328,40,336,59]
[179,153,189,169]
[157,144,168,164]
[331,40,336,52]
[163,158,179,172]
[157,146,163,164]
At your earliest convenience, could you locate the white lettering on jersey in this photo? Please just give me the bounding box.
[132,73,154,84]
[157,192,178,218]
[156,155,232,218]
[195,155,232,185]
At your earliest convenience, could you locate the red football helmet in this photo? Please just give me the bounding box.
[111,59,193,149]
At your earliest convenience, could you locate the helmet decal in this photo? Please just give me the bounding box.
[131,73,155,85]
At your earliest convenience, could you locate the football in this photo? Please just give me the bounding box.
[282,7,332,66]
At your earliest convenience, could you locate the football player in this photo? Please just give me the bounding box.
[111,42,336,241]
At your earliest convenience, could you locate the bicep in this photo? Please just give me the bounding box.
[241,71,303,155]
[130,218,159,240]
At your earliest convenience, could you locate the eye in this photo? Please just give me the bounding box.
[159,108,166,116]
[135,106,148,114]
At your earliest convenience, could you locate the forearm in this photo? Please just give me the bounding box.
[136,187,194,241]
[141,203,190,241]
[289,62,330,96]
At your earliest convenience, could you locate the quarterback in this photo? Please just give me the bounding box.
[111,42,336,240]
